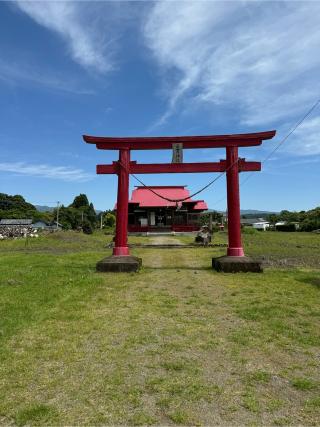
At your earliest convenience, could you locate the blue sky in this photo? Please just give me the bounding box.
[0,1,319,212]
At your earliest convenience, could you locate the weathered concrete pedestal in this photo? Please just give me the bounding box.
[96,255,142,272]
[212,256,262,273]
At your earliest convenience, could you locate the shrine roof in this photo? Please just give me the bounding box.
[128,186,208,210]
[83,130,276,150]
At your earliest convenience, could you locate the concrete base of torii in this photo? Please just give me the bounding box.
[212,256,263,273]
[96,255,142,272]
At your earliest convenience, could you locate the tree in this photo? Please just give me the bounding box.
[279,210,299,222]
[67,194,98,230]
[200,210,223,226]
[104,212,116,228]
[267,214,278,224]
[70,194,89,209]
[87,202,97,226]
[300,207,320,231]
[0,192,53,222]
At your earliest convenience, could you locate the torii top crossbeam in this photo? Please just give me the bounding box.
[83,130,276,150]
[83,130,276,260]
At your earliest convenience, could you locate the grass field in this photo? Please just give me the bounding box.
[0,231,319,426]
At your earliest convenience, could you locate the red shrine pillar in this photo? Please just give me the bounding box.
[113,148,130,256]
[226,146,244,257]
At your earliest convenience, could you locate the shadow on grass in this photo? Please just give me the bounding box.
[297,275,320,289]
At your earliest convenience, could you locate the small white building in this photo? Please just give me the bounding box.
[252,221,270,231]
[241,217,270,231]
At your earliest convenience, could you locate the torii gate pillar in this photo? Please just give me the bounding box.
[212,145,262,272]
[113,148,130,256]
[226,146,244,257]
[96,148,142,272]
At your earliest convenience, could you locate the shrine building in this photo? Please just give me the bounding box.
[125,186,208,232]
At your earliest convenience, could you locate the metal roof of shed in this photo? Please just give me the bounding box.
[0,219,32,225]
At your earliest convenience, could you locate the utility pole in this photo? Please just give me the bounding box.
[209,212,213,233]
[100,213,103,229]
[56,201,60,230]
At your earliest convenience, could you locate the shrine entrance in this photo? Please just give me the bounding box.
[83,131,276,272]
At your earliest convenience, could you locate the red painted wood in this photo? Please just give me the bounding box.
[113,149,130,256]
[220,160,261,172]
[96,160,261,174]
[95,140,262,150]
[83,130,276,150]
[84,130,277,261]
[130,162,221,173]
[96,164,117,174]
[226,146,244,257]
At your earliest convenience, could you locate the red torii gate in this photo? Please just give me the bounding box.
[83,130,276,272]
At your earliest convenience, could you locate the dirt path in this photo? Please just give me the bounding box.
[141,237,211,270]
[149,235,184,245]
[143,235,186,268]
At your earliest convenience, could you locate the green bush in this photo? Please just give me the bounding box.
[276,224,296,232]
[300,219,320,232]
[242,227,258,234]
[104,212,116,228]
[82,221,93,234]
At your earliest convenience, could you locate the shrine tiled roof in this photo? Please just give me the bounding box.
[128,186,208,210]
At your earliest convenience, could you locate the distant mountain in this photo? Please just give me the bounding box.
[240,209,279,215]
[207,209,279,216]
[35,205,55,212]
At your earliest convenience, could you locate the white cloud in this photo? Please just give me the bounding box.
[144,1,320,133]
[0,59,93,94]
[0,162,93,182]
[281,115,320,156]
[15,1,113,72]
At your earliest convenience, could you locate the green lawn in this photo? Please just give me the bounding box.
[0,231,319,426]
